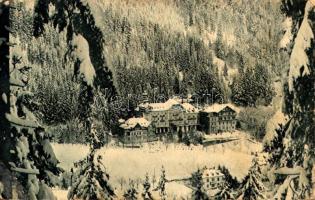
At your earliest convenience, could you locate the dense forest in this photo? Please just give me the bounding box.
[10,0,287,142]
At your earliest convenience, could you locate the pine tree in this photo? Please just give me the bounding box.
[264,0,315,199]
[33,0,117,139]
[191,169,209,200]
[156,166,167,200]
[215,24,225,59]
[231,65,274,107]
[0,3,25,199]
[218,165,240,189]
[124,180,138,200]
[215,182,233,200]
[0,34,61,199]
[68,102,115,200]
[239,156,266,200]
[142,173,153,200]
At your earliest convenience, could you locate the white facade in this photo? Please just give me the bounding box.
[202,168,225,190]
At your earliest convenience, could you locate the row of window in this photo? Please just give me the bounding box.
[220,112,234,116]
[126,131,145,137]
[211,121,236,126]
[205,177,223,182]
[204,182,223,189]
[220,116,234,120]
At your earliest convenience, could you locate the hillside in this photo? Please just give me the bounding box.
[10,0,287,139]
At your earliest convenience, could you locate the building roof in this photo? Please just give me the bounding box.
[202,168,224,178]
[203,103,240,113]
[139,98,198,113]
[181,103,199,113]
[120,117,151,129]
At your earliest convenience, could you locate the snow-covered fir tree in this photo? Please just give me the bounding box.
[191,169,209,200]
[68,102,115,200]
[124,180,138,200]
[142,173,153,200]
[263,0,315,199]
[215,182,233,200]
[156,166,167,200]
[218,165,240,189]
[32,0,117,140]
[0,33,61,199]
[238,155,266,200]
[68,153,115,200]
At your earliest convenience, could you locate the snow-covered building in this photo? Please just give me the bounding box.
[119,117,153,143]
[199,104,239,134]
[202,167,225,190]
[138,99,199,134]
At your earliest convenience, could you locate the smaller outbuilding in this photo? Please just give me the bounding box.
[202,167,225,190]
[119,117,152,143]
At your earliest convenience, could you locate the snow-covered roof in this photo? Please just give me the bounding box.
[138,100,177,111]
[148,102,173,111]
[203,103,240,113]
[181,103,199,113]
[139,98,195,112]
[202,168,224,178]
[120,117,151,129]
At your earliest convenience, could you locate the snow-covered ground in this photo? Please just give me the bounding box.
[203,130,248,141]
[53,143,89,170]
[52,136,261,199]
[52,188,68,200]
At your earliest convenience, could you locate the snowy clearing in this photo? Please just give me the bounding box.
[52,134,261,199]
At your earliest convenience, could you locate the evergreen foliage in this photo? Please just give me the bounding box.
[68,101,115,200]
[218,165,240,190]
[263,0,315,199]
[215,182,233,200]
[239,156,266,200]
[142,173,153,200]
[124,180,138,200]
[191,169,209,200]
[156,166,167,200]
[31,0,117,142]
[0,33,61,199]
[10,0,287,142]
[231,65,274,107]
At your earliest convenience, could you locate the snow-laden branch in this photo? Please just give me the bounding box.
[72,34,96,86]
[11,166,40,175]
[288,0,314,91]
[274,166,305,175]
[5,113,39,128]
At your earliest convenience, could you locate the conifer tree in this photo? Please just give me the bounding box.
[33,0,117,138]
[239,156,266,200]
[215,182,233,200]
[68,101,115,200]
[218,165,240,189]
[156,166,167,200]
[124,180,138,200]
[264,0,315,198]
[191,169,209,200]
[142,173,153,200]
[0,34,61,199]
